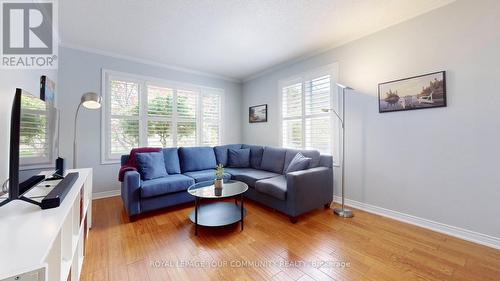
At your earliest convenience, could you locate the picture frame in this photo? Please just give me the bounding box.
[249,104,267,123]
[378,71,446,113]
[40,75,56,106]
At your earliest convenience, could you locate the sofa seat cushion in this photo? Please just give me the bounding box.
[184,169,231,183]
[141,174,195,198]
[225,168,280,187]
[255,176,287,201]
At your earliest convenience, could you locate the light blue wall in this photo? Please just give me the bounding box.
[242,0,500,238]
[58,47,242,194]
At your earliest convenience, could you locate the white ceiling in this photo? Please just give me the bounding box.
[59,0,454,81]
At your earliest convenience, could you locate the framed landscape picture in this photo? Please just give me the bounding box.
[378,71,446,113]
[249,104,267,123]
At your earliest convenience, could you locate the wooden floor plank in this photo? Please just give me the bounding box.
[81,197,500,281]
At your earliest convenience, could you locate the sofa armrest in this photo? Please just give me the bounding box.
[121,171,141,217]
[286,167,333,216]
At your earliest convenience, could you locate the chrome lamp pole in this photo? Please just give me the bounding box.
[73,92,102,168]
[323,83,354,218]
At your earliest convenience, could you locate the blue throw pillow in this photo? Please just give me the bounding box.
[285,152,311,173]
[136,152,168,180]
[227,148,250,168]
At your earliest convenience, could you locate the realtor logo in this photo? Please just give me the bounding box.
[1,1,58,69]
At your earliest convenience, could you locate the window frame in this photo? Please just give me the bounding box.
[278,63,340,165]
[101,69,224,164]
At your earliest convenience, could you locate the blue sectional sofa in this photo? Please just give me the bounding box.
[121,144,333,222]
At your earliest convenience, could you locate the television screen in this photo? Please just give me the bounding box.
[18,89,58,194]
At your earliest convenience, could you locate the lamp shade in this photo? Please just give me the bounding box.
[81,92,101,109]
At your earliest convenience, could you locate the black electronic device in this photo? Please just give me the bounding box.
[46,157,65,181]
[41,172,79,209]
[55,157,65,176]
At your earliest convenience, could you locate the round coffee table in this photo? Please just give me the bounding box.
[187,180,248,236]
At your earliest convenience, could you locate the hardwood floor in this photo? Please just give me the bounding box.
[81,197,500,281]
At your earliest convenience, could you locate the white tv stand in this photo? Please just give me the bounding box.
[0,169,92,281]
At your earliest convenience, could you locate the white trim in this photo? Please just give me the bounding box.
[60,42,241,83]
[333,196,500,250]
[92,189,121,200]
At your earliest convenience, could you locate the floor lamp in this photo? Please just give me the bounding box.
[73,92,102,168]
[323,83,354,218]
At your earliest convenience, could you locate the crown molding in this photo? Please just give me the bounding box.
[59,42,242,83]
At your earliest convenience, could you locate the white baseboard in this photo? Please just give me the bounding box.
[333,196,500,250]
[93,189,121,200]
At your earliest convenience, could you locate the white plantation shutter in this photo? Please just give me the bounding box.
[146,85,174,147]
[201,90,221,146]
[176,89,198,147]
[282,83,302,119]
[281,82,303,149]
[280,70,334,155]
[305,75,330,115]
[305,117,331,153]
[107,78,140,158]
[102,71,223,162]
[305,75,332,154]
[282,119,302,149]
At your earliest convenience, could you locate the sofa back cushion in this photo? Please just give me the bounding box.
[284,149,321,171]
[214,144,242,166]
[136,152,168,180]
[178,147,217,172]
[241,144,264,169]
[121,155,129,166]
[162,148,181,174]
[260,146,287,174]
[227,148,250,168]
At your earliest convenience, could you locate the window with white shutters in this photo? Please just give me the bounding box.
[280,69,336,155]
[102,70,223,163]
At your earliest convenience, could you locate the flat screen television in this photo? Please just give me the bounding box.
[0,87,58,207]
